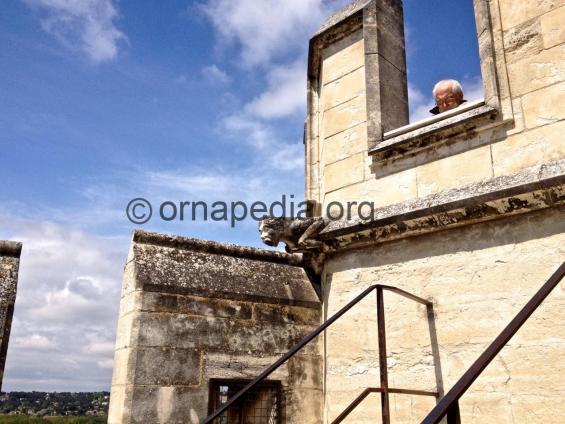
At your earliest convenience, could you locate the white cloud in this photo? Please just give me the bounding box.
[22,0,126,62]
[84,341,115,355]
[245,60,306,119]
[223,114,275,149]
[0,217,125,390]
[202,64,231,85]
[14,334,55,351]
[96,358,115,369]
[270,142,305,171]
[220,112,305,173]
[199,0,348,68]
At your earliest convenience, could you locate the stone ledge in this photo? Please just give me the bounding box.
[133,230,303,267]
[0,241,22,258]
[320,159,565,248]
[131,231,320,308]
[369,102,500,164]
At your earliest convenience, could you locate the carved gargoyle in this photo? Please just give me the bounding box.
[258,215,329,286]
[258,215,328,253]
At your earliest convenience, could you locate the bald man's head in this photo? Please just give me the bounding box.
[433,80,464,113]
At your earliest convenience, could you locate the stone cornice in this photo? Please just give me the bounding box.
[320,160,565,250]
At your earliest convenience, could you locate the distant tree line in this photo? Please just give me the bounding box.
[0,392,109,417]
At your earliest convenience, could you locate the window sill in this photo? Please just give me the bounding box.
[369,100,499,164]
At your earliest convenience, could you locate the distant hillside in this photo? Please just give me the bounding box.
[0,392,109,418]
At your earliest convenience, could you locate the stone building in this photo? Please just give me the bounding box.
[0,241,22,391]
[109,0,565,422]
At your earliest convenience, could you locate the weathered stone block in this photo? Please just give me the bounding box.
[136,312,319,356]
[111,348,135,386]
[492,120,565,176]
[288,354,323,389]
[205,352,288,381]
[362,166,418,208]
[107,384,129,424]
[322,167,418,217]
[416,145,493,197]
[321,32,365,86]
[522,81,565,128]
[507,44,565,96]
[503,18,543,64]
[499,0,561,30]
[388,393,437,423]
[458,391,513,423]
[322,181,367,219]
[140,292,253,320]
[323,153,365,193]
[322,94,367,138]
[114,312,140,350]
[509,393,565,423]
[322,66,365,111]
[126,386,208,424]
[253,303,321,326]
[132,233,318,307]
[133,348,201,386]
[285,388,323,424]
[540,5,565,48]
[323,122,368,165]
[377,57,409,132]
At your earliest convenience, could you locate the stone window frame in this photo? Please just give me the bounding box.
[306,0,515,174]
[368,0,515,165]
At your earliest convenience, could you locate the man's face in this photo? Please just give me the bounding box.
[434,84,463,113]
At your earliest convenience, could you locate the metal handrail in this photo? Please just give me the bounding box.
[201,284,433,424]
[421,261,565,424]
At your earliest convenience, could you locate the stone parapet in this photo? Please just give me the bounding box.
[108,231,322,424]
[0,240,22,391]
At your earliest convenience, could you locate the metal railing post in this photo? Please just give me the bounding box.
[446,401,461,424]
[377,287,390,424]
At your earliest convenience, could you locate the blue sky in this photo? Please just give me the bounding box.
[0,0,482,391]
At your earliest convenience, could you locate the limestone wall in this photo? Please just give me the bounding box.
[323,207,565,423]
[320,29,368,201]
[493,0,565,175]
[305,1,565,422]
[0,241,22,391]
[108,231,323,424]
